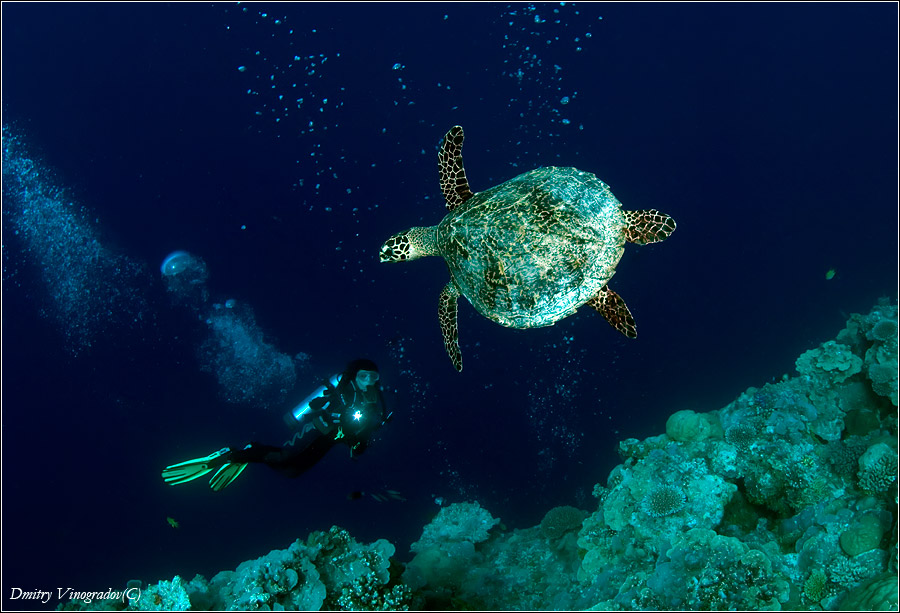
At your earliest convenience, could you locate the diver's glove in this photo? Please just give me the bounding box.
[228,442,267,463]
[312,386,344,411]
[308,394,328,412]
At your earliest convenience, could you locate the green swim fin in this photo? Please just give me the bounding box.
[162,447,231,486]
[209,462,248,492]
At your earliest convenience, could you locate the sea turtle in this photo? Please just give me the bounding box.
[379,125,676,371]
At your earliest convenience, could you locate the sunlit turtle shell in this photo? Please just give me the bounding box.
[379,126,676,371]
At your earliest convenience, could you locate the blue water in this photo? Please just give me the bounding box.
[2,3,896,609]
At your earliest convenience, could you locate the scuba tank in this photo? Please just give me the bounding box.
[283,373,340,429]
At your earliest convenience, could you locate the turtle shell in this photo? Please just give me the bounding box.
[437,166,627,329]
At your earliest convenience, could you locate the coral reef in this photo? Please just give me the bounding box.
[63,301,897,611]
[63,527,409,611]
[409,501,499,554]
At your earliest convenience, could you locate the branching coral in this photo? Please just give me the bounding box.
[336,572,412,611]
[857,443,899,496]
[830,549,888,590]
[641,485,686,518]
[725,422,757,451]
[803,568,827,603]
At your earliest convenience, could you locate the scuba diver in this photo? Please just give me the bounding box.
[161,359,391,491]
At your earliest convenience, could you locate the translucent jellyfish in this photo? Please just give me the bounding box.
[159,248,304,410]
[160,250,195,276]
[160,250,209,308]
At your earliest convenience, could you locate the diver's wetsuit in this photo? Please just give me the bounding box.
[229,375,388,478]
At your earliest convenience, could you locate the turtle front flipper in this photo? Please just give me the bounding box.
[623,209,676,245]
[439,282,463,371]
[438,126,475,212]
[587,286,637,338]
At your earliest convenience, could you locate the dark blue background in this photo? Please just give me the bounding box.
[2,2,896,609]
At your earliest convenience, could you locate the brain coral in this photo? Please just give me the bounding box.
[869,318,898,344]
[839,514,885,557]
[666,409,715,442]
[540,505,588,540]
[838,571,900,610]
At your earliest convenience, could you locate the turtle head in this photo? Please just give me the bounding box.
[379,227,436,262]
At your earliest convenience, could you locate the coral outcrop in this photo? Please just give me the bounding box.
[61,301,898,611]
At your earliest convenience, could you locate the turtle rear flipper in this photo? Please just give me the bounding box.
[439,283,464,371]
[587,286,637,338]
[438,125,475,212]
[623,209,676,244]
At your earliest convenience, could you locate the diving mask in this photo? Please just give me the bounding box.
[355,369,380,389]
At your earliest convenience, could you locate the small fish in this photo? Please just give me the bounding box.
[825,268,836,280]
[166,517,179,529]
[347,489,406,502]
